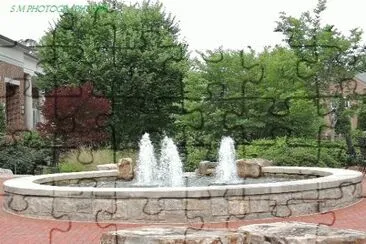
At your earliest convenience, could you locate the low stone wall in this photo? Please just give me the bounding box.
[99,223,366,244]
[2,167,363,223]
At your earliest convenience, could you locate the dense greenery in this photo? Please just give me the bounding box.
[0,132,53,174]
[275,0,366,159]
[37,0,189,147]
[357,97,366,131]
[239,137,347,168]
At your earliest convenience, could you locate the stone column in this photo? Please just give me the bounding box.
[24,74,33,129]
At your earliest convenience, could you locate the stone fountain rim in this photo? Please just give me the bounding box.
[3,166,362,198]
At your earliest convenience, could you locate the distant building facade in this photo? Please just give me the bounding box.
[323,73,366,139]
[0,34,43,131]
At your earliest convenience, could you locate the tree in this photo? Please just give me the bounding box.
[357,97,366,131]
[36,1,189,147]
[179,47,323,164]
[37,82,111,148]
[275,0,366,158]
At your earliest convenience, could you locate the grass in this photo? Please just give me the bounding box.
[59,147,137,172]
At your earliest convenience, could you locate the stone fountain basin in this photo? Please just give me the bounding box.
[2,167,363,223]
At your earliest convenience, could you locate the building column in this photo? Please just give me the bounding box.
[24,74,33,129]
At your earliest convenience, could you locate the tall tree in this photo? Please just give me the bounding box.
[180,47,323,162]
[275,0,366,157]
[37,1,189,148]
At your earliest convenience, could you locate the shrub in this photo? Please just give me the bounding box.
[0,131,53,174]
[237,137,347,168]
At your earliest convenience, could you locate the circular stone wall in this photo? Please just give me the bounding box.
[2,167,363,223]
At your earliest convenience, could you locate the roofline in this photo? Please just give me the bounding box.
[0,34,38,60]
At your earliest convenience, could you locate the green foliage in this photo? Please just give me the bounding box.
[238,137,346,168]
[357,97,366,131]
[275,0,366,159]
[184,146,209,172]
[275,0,366,91]
[0,132,53,174]
[37,0,189,147]
[179,47,323,158]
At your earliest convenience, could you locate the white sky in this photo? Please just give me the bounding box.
[0,0,365,53]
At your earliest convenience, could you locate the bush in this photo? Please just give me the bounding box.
[237,137,347,168]
[0,131,53,174]
[185,147,209,172]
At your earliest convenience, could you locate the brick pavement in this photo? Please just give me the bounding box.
[0,176,365,244]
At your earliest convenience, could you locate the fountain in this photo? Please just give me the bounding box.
[135,133,158,186]
[135,134,184,187]
[2,134,363,223]
[215,136,239,183]
[158,136,184,187]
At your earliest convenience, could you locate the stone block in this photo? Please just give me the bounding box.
[185,199,211,210]
[164,199,184,210]
[159,210,187,223]
[27,197,53,214]
[228,199,250,215]
[249,198,274,213]
[113,199,128,220]
[6,194,29,213]
[117,158,134,181]
[142,199,164,216]
[197,161,217,176]
[96,164,117,170]
[126,199,147,220]
[53,198,92,213]
[238,222,366,244]
[211,198,228,216]
[92,199,116,221]
[236,159,262,178]
[101,227,244,244]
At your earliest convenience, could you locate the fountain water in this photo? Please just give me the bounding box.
[136,134,184,187]
[135,133,158,185]
[159,136,184,187]
[215,136,239,183]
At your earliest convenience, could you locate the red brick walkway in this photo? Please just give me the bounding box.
[1,176,365,244]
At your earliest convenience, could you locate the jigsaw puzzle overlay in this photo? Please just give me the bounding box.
[0,1,366,243]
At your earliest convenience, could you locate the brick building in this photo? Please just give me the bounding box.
[323,73,366,139]
[0,34,43,131]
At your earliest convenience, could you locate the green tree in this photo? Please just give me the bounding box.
[275,0,366,158]
[37,1,189,147]
[357,97,366,131]
[179,47,323,167]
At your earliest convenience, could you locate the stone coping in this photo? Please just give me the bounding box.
[3,167,363,198]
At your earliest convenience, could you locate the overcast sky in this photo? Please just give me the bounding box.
[0,0,365,53]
